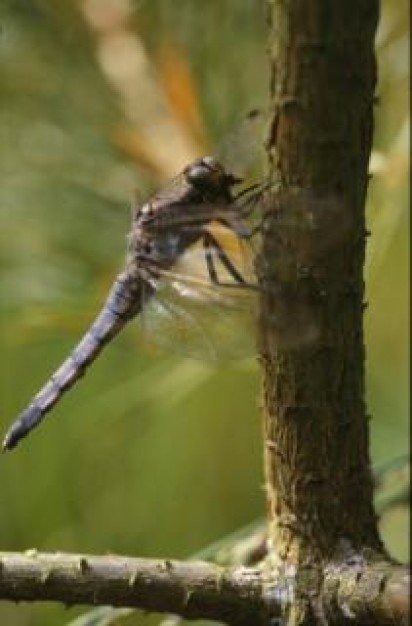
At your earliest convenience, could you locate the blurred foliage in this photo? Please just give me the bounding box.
[0,1,409,625]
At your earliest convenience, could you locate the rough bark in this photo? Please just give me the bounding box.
[257,0,398,622]
[0,551,408,625]
[261,0,380,555]
[0,552,267,625]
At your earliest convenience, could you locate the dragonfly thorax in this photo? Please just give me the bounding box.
[133,231,184,269]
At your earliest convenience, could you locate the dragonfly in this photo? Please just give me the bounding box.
[3,155,263,452]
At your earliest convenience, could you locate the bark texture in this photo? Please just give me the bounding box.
[0,551,408,625]
[258,0,384,621]
[0,552,267,625]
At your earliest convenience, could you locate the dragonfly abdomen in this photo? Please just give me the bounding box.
[3,272,148,451]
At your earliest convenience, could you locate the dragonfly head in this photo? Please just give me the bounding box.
[184,156,242,198]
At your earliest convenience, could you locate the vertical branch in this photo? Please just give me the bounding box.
[260,0,381,565]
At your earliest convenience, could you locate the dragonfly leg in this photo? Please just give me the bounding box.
[203,233,219,284]
[202,231,256,289]
[217,217,262,240]
[233,182,262,201]
[232,181,271,237]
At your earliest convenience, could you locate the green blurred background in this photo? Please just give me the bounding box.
[0,1,409,625]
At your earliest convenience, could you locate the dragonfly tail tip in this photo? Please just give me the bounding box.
[3,425,22,452]
[2,437,12,452]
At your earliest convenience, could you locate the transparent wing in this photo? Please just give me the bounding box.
[217,108,267,180]
[140,223,258,360]
[138,188,350,358]
[256,189,353,349]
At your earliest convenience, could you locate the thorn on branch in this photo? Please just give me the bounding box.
[79,557,90,574]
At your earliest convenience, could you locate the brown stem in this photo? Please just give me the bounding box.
[0,551,269,625]
[261,0,381,559]
[259,0,385,622]
[0,551,409,625]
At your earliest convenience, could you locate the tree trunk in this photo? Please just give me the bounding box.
[259,0,384,621]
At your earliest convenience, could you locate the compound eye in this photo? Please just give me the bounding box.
[201,155,218,168]
[185,155,225,183]
[185,161,212,184]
